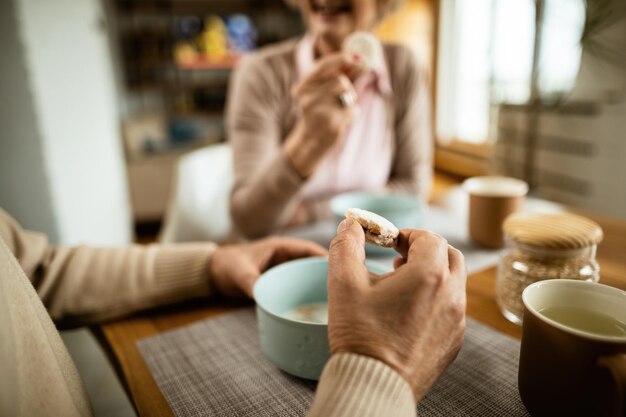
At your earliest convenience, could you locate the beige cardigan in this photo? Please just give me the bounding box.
[0,208,415,416]
[227,38,433,238]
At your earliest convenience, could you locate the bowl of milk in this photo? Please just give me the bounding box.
[253,257,388,380]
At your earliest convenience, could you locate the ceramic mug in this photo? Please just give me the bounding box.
[519,280,626,417]
[462,176,528,249]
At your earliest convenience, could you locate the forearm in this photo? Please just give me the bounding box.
[388,49,434,201]
[228,52,305,238]
[307,353,416,417]
[38,243,216,325]
[230,150,305,238]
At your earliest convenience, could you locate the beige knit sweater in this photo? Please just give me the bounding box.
[227,38,433,238]
[0,208,415,417]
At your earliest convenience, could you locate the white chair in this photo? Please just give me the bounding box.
[159,143,233,243]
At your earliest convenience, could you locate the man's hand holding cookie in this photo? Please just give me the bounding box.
[345,208,399,247]
[328,217,467,401]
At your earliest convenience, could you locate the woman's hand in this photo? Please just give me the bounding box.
[327,220,467,401]
[283,53,362,178]
[210,237,327,298]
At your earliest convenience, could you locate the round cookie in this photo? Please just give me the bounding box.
[343,31,382,72]
[345,208,399,248]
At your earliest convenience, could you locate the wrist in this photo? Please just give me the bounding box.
[310,353,416,416]
[208,246,223,290]
[283,122,330,178]
[333,345,418,398]
[208,246,236,297]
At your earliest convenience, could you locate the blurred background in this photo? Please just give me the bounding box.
[2,0,625,246]
[2,0,625,248]
[0,0,624,415]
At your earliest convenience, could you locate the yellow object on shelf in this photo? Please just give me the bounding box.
[199,15,228,60]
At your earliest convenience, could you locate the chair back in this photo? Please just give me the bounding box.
[160,144,233,243]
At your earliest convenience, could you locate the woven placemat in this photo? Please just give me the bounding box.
[138,309,529,416]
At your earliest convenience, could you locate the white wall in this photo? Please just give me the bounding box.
[0,0,131,245]
[0,0,59,241]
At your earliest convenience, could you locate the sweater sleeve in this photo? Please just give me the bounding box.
[0,208,216,325]
[227,53,307,238]
[307,353,416,417]
[385,46,434,200]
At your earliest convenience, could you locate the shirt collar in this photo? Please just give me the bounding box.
[295,32,392,96]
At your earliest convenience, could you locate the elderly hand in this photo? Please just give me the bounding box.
[283,52,362,178]
[210,237,327,298]
[327,219,467,401]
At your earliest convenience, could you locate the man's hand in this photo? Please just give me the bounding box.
[328,219,467,401]
[210,237,327,298]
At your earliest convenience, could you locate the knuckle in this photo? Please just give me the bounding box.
[422,230,448,245]
[459,316,467,332]
[424,267,447,287]
[411,229,431,240]
[450,298,466,319]
[432,232,448,246]
[449,245,463,258]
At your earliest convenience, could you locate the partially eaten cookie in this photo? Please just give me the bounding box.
[343,31,382,72]
[345,208,399,248]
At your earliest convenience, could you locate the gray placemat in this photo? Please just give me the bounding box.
[138,309,529,417]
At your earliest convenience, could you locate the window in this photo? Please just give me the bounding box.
[537,0,585,99]
[436,0,585,145]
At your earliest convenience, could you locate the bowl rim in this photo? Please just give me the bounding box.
[329,191,422,216]
[253,256,390,326]
[462,176,528,197]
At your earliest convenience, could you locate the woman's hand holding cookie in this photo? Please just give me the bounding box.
[283,53,362,178]
[327,220,467,401]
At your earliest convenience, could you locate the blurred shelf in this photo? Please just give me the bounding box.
[176,53,243,70]
[115,0,305,223]
[172,109,224,118]
[116,0,295,15]
[126,77,230,91]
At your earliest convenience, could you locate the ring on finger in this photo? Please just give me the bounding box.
[338,91,356,108]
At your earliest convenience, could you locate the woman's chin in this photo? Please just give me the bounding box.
[312,24,352,51]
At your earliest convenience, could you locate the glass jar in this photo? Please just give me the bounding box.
[496,212,603,325]
[496,240,600,324]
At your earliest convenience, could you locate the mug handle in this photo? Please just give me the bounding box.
[598,353,626,416]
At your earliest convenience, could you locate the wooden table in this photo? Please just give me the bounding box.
[100,201,626,417]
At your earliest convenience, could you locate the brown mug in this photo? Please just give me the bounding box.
[519,280,626,417]
[462,176,528,249]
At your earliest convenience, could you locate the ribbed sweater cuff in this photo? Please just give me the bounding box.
[153,243,217,298]
[307,353,416,417]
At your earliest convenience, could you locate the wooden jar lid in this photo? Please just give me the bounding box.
[503,212,603,249]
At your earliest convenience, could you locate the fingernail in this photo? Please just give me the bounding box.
[337,218,355,234]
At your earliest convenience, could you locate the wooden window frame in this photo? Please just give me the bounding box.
[431,0,491,178]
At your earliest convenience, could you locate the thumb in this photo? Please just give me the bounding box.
[328,219,368,289]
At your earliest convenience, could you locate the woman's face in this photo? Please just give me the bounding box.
[300,0,380,53]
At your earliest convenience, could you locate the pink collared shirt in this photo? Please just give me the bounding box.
[296,34,394,201]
